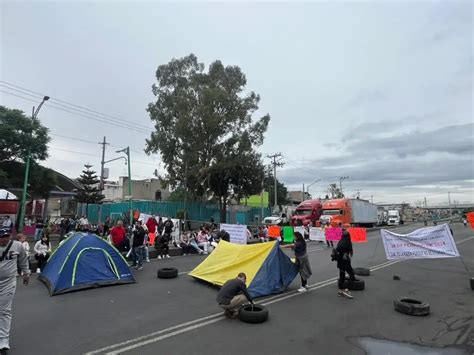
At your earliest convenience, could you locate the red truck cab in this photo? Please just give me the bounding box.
[319,199,350,228]
[291,199,322,226]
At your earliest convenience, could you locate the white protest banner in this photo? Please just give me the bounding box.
[381,224,459,260]
[294,226,305,238]
[138,214,181,242]
[138,213,152,224]
[309,227,325,242]
[220,223,247,245]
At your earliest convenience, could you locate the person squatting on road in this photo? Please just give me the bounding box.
[0,228,30,354]
[282,232,312,292]
[333,230,355,299]
[155,232,171,259]
[216,273,253,319]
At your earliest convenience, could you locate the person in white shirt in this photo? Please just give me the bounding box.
[17,234,30,258]
[33,236,51,273]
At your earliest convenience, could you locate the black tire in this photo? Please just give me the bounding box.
[353,267,370,276]
[238,304,269,324]
[394,298,430,316]
[157,267,178,279]
[470,277,474,291]
[343,278,365,291]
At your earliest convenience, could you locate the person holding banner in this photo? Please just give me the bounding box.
[282,232,312,292]
[334,230,355,299]
[324,223,333,248]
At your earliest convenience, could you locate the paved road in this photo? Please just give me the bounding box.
[10,223,474,354]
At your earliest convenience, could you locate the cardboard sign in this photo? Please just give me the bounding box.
[381,224,459,260]
[309,227,325,242]
[347,227,367,243]
[283,226,294,243]
[268,225,281,238]
[220,223,247,244]
[325,227,342,241]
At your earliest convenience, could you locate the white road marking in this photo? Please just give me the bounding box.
[87,235,474,355]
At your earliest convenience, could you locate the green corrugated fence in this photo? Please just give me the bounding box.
[81,201,271,226]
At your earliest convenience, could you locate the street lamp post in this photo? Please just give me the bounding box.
[18,96,50,232]
[116,147,132,225]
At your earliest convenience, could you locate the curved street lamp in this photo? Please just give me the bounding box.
[19,96,50,231]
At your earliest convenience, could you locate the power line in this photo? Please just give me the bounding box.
[48,146,159,167]
[0,81,153,131]
[1,88,150,134]
[49,133,156,160]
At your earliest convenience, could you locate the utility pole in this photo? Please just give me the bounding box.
[302,183,305,202]
[448,192,452,217]
[267,153,284,212]
[424,197,427,208]
[97,137,109,224]
[371,195,373,204]
[355,189,361,199]
[339,176,349,197]
[99,136,109,190]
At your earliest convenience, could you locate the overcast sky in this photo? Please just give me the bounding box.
[1,0,472,206]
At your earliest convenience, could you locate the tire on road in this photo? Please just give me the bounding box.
[394,297,430,316]
[343,279,365,291]
[157,267,178,279]
[353,267,370,276]
[470,277,474,291]
[238,304,269,324]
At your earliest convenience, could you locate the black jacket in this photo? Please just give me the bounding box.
[216,279,253,304]
[336,236,353,268]
[132,226,146,247]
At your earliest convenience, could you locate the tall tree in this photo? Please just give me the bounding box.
[0,106,50,163]
[328,183,344,199]
[76,164,104,204]
[264,174,290,207]
[146,54,270,221]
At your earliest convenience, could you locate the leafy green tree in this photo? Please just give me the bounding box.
[0,106,50,162]
[328,183,344,199]
[76,164,104,204]
[146,54,270,221]
[264,174,290,207]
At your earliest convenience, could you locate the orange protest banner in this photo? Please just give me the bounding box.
[347,227,367,243]
[467,212,474,230]
[268,225,281,238]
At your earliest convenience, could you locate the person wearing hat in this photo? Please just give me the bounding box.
[0,228,30,354]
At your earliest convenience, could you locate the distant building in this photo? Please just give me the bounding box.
[103,177,170,202]
[287,191,311,205]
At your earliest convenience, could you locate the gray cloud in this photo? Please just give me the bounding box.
[347,123,474,159]
[344,88,388,109]
[281,123,474,199]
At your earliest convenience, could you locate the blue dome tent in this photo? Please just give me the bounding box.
[39,233,135,295]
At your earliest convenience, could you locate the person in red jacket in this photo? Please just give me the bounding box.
[146,215,158,234]
[110,220,127,252]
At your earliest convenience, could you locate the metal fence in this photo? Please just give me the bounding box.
[80,200,271,226]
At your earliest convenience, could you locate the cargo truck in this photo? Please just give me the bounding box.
[290,199,323,226]
[387,209,404,225]
[319,198,378,228]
